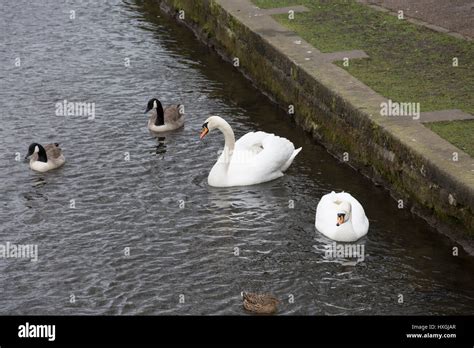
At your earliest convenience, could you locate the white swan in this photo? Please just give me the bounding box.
[144,98,184,132]
[25,143,65,172]
[199,116,301,187]
[315,191,369,242]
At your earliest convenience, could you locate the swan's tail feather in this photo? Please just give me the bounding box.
[281,147,302,172]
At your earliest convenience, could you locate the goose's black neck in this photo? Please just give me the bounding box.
[37,144,48,163]
[155,101,165,126]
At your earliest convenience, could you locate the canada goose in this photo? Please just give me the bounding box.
[242,292,280,314]
[199,116,301,187]
[25,143,65,172]
[144,98,184,132]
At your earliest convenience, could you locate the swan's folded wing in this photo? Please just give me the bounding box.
[315,194,337,231]
[348,195,369,236]
[164,105,183,123]
[234,131,268,152]
[249,134,295,174]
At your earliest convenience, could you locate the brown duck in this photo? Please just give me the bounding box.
[242,292,279,314]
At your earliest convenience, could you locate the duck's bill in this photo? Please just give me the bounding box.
[144,107,151,114]
[200,127,209,139]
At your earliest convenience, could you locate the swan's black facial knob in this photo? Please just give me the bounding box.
[200,122,209,140]
[336,213,345,226]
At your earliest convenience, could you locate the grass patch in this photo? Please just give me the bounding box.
[425,120,474,157]
[252,0,474,114]
[251,0,474,156]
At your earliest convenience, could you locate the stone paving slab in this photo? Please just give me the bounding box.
[420,109,474,123]
[356,0,473,40]
[322,50,369,62]
[254,5,309,16]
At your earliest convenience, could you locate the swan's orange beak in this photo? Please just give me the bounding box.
[336,213,345,227]
[200,126,209,140]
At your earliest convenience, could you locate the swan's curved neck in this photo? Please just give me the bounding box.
[216,118,235,152]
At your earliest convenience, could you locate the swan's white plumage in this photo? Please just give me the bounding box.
[315,191,369,242]
[204,117,301,187]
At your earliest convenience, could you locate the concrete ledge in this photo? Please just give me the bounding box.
[157,0,474,252]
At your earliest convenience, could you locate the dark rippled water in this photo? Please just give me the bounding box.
[1,0,474,315]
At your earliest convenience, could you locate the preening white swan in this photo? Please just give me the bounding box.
[315,191,369,242]
[199,116,301,187]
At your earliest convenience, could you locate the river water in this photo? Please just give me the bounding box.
[0,0,473,315]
